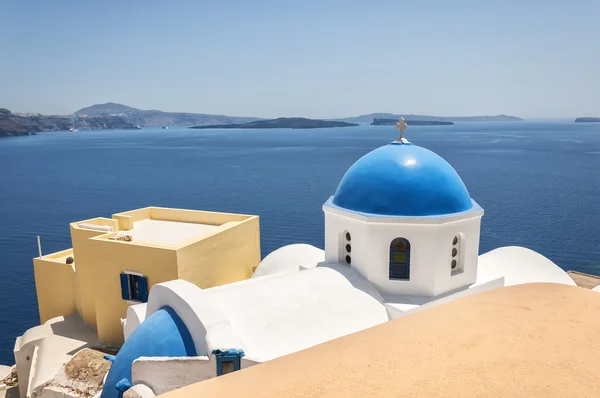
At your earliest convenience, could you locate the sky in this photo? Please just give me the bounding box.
[1,1,599,119]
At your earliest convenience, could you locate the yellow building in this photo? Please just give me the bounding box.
[33,206,261,345]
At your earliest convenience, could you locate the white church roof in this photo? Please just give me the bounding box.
[206,267,389,362]
[252,244,324,278]
[477,246,577,287]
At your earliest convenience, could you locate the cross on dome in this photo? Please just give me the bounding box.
[395,117,408,143]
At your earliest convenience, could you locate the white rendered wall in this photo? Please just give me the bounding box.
[431,216,482,295]
[144,280,244,356]
[131,355,259,396]
[131,356,213,395]
[205,267,388,362]
[477,246,576,286]
[324,204,483,297]
[123,303,147,340]
[324,212,372,279]
[253,244,324,278]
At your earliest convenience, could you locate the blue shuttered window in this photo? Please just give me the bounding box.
[119,273,149,303]
[120,273,130,300]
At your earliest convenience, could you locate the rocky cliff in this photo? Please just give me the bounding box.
[0,108,138,137]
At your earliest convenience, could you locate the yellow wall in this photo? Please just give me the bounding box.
[86,238,179,344]
[176,216,261,288]
[33,207,261,347]
[70,225,112,326]
[150,207,251,225]
[33,253,76,324]
[113,207,151,230]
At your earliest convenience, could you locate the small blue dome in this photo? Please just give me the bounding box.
[101,307,196,398]
[332,142,472,216]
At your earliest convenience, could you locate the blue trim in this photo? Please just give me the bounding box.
[212,349,245,376]
[120,273,129,300]
[324,197,483,220]
[101,306,197,398]
[120,273,149,303]
[389,238,410,280]
[138,276,148,303]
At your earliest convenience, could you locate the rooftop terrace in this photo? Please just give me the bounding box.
[119,219,217,246]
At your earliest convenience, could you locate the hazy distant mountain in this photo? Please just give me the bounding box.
[75,102,137,115]
[335,113,524,124]
[74,102,259,127]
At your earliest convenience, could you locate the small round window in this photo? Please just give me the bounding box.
[345,255,351,264]
[451,234,462,274]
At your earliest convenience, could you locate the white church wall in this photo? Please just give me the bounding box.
[324,203,484,298]
[324,212,370,278]
[362,221,440,296]
[431,216,482,296]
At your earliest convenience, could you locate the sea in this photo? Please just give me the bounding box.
[0,122,599,364]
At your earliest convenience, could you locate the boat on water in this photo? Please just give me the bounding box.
[162,126,168,129]
[69,119,79,132]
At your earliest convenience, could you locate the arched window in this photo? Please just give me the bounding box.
[389,238,410,280]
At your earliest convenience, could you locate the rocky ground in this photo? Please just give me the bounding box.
[38,348,111,398]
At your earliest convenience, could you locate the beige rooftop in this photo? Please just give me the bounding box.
[164,283,600,398]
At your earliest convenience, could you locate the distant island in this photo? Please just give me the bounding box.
[574,117,600,123]
[0,102,525,137]
[190,118,358,130]
[75,102,258,127]
[0,102,259,137]
[0,108,139,137]
[337,113,524,124]
[371,118,454,126]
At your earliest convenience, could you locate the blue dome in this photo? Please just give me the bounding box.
[102,307,196,398]
[332,142,472,216]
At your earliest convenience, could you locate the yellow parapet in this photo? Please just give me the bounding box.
[32,206,261,346]
[33,248,76,324]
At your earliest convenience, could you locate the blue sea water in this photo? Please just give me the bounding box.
[0,122,599,364]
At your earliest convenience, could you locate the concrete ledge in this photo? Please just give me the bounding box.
[132,356,213,395]
[567,271,600,290]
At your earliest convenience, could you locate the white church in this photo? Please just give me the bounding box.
[101,119,577,398]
